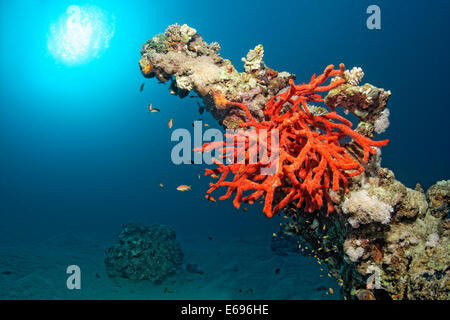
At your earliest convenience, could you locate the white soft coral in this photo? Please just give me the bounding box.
[342,189,393,228]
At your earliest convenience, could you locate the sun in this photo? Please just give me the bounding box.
[47,5,115,65]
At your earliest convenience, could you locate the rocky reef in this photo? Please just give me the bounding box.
[104,223,184,283]
[139,24,449,299]
[281,178,449,300]
[139,24,295,129]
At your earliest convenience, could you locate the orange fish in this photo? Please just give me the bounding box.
[204,123,209,127]
[176,185,191,192]
[168,117,174,129]
[205,194,216,203]
[159,183,164,188]
[148,103,160,113]
[210,174,219,179]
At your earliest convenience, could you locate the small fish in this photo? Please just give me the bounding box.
[197,173,201,179]
[176,185,191,192]
[243,208,248,212]
[150,108,160,113]
[205,194,216,203]
[140,82,145,92]
[204,123,209,127]
[168,117,174,129]
[208,236,213,240]
[275,268,280,274]
[148,102,153,111]
[163,287,176,294]
[272,233,277,237]
[210,174,219,179]
[329,288,334,294]
[159,183,164,188]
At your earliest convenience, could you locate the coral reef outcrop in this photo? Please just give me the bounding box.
[139,24,295,127]
[139,24,449,299]
[104,223,184,283]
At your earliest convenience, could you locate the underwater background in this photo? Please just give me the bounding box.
[0,0,449,299]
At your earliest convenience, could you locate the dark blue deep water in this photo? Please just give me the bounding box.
[0,0,449,299]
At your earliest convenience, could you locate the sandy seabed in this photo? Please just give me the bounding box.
[0,231,340,300]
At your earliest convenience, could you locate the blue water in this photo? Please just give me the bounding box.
[0,0,449,299]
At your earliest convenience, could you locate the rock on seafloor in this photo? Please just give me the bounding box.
[104,222,184,283]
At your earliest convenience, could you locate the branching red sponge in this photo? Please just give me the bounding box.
[196,64,389,217]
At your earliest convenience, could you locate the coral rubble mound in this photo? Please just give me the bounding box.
[105,223,183,283]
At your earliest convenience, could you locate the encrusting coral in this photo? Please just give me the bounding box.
[139,24,449,300]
